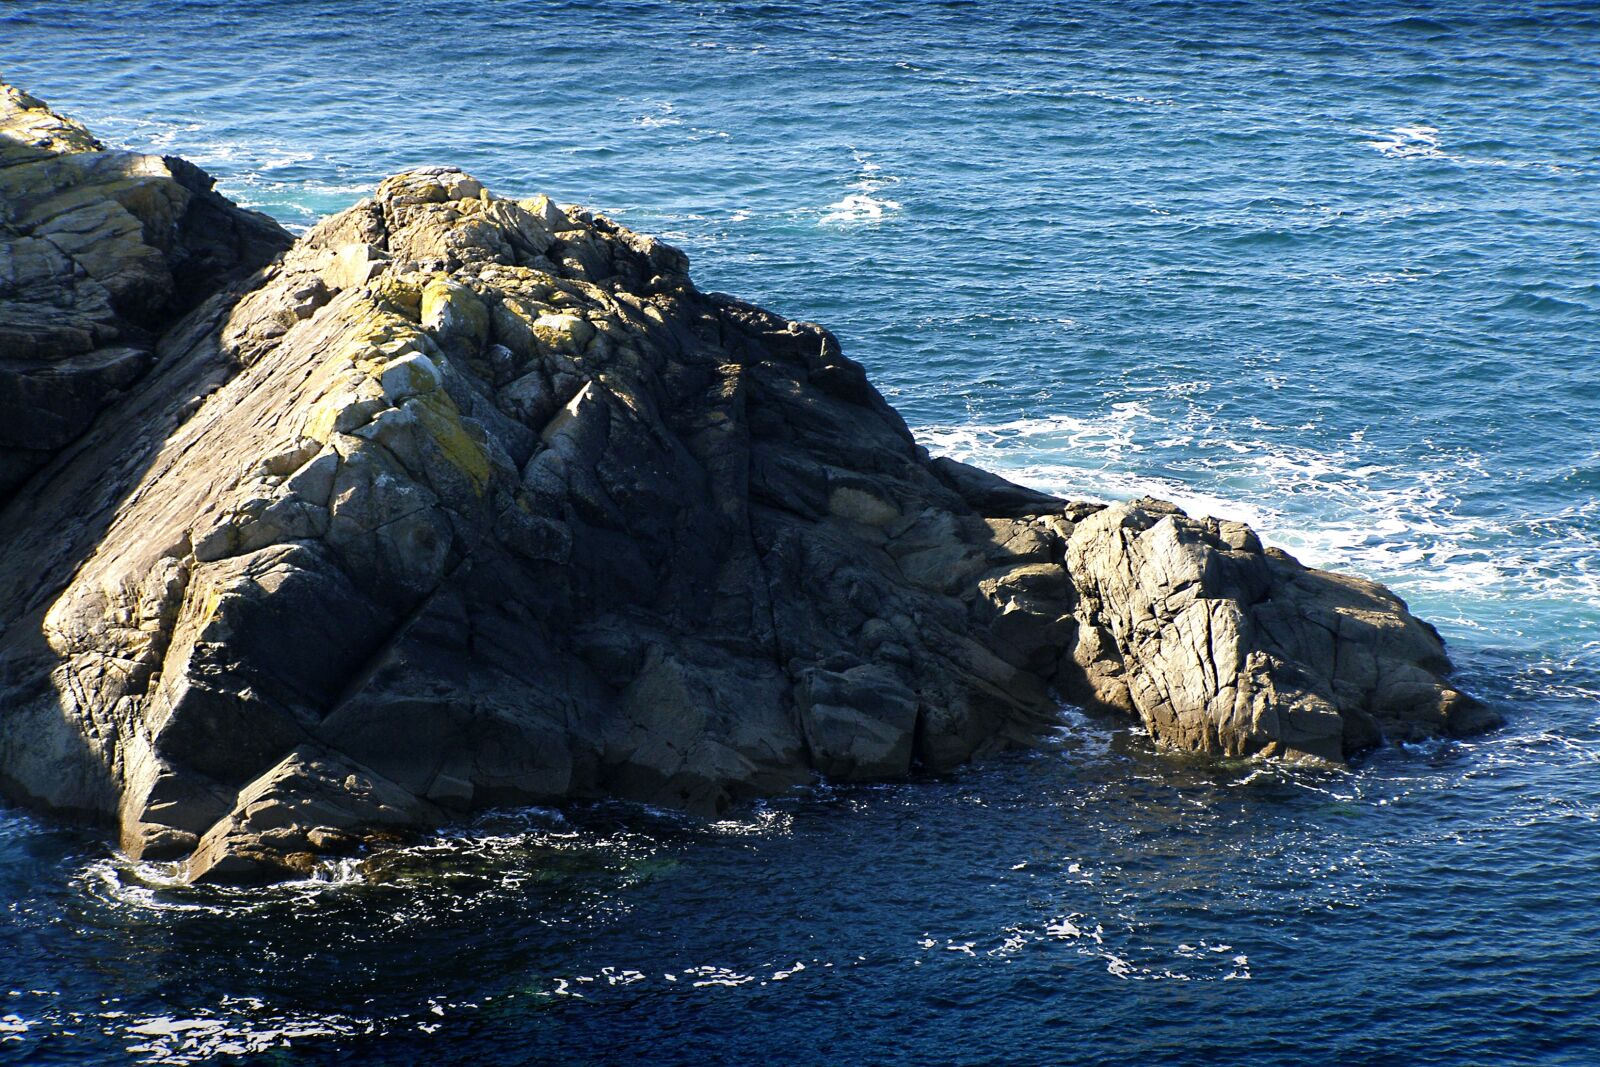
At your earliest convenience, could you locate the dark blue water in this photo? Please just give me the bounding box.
[3,2,1599,1063]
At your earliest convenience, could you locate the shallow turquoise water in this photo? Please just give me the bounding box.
[3,2,1599,1063]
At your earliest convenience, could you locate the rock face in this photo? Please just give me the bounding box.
[0,83,291,499]
[1061,500,1497,760]
[0,87,1496,883]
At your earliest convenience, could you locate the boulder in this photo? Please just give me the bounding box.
[1060,500,1497,763]
[0,86,1495,881]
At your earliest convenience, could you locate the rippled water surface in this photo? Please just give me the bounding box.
[3,2,1599,1063]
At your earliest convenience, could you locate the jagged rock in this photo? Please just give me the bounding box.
[1061,500,1498,762]
[0,82,291,499]
[183,746,443,883]
[0,88,1495,882]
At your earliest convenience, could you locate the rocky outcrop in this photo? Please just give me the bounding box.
[1060,500,1497,761]
[0,83,291,499]
[0,87,1495,883]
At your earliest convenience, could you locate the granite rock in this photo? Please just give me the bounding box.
[0,82,290,499]
[0,89,1495,882]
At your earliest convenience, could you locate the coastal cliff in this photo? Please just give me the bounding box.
[0,85,1497,883]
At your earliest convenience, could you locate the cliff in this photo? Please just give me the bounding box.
[0,85,1497,882]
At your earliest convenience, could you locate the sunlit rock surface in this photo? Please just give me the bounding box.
[0,86,1494,882]
[0,82,290,499]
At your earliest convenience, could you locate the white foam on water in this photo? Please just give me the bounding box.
[633,100,682,128]
[72,112,204,152]
[120,1001,379,1065]
[917,410,1276,530]
[67,111,381,235]
[916,406,1600,634]
[1366,123,1443,159]
[819,149,902,226]
[532,954,840,1000]
[76,859,235,915]
[819,193,900,224]
[933,903,1252,982]
[72,848,376,917]
[74,111,325,177]
[683,965,757,988]
[709,802,795,836]
[225,176,375,199]
[1361,123,1578,173]
[1046,700,1116,758]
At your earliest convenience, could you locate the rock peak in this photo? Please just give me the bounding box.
[0,80,291,499]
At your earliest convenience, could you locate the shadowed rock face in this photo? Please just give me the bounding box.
[0,83,292,500]
[0,87,1497,883]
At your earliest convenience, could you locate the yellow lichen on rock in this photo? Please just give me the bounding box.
[0,83,101,162]
[420,273,489,349]
[409,388,491,495]
[532,311,595,353]
[377,352,443,405]
[369,273,424,318]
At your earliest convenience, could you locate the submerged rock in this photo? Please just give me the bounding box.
[0,86,1495,882]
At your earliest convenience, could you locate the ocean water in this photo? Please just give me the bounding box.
[3,1,1599,1063]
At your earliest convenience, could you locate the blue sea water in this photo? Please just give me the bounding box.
[3,1,1600,1063]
